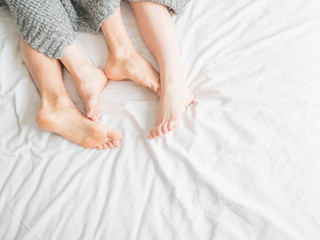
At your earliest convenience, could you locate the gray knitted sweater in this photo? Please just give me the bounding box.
[1,0,190,58]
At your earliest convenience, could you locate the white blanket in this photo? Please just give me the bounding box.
[1,1,320,239]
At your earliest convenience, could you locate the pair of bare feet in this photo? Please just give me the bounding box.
[79,46,193,140]
[36,47,193,149]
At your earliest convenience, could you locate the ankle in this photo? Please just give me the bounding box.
[160,64,184,80]
[41,94,72,109]
[61,44,90,75]
[160,74,186,88]
[70,61,92,78]
[108,45,136,62]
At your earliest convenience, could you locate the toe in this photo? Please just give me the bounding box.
[153,83,160,93]
[97,145,103,150]
[156,126,162,137]
[89,114,98,122]
[161,123,169,134]
[168,120,176,132]
[107,142,114,148]
[149,128,157,139]
[112,141,120,147]
[102,143,108,149]
[86,96,100,121]
[107,128,122,141]
[87,112,94,121]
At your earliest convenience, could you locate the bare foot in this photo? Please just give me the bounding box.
[149,82,194,139]
[105,50,160,93]
[72,65,108,121]
[37,96,122,149]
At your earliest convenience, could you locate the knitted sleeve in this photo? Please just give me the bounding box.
[4,0,192,58]
[60,0,121,32]
[5,0,76,59]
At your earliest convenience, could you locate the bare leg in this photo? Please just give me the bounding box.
[60,42,108,121]
[101,7,160,93]
[130,2,194,139]
[20,38,121,149]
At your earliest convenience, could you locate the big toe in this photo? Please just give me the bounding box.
[86,96,100,121]
[107,128,122,141]
[155,126,163,137]
[161,122,169,134]
[168,119,178,132]
[152,81,160,93]
[112,141,120,147]
[148,124,165,139]
[148,127,158,139]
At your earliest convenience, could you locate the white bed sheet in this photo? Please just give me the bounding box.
[1,0,320,239]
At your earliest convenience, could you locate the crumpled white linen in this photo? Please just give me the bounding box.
[1,1,320,239]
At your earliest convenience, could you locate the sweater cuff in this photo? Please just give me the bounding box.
[89,0,121,31]
[21,23,75,59]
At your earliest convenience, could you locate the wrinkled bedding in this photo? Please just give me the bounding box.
[1,0,320,239]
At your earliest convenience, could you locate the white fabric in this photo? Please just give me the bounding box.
[1,1,320,239]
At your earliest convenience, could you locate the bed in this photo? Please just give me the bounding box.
[1,0,320,239]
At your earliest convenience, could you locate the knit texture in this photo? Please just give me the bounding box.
[3,0,191,59]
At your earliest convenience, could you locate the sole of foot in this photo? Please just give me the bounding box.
[72,65,108,121]
[148,85,194,139]
[36,98,122,149]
